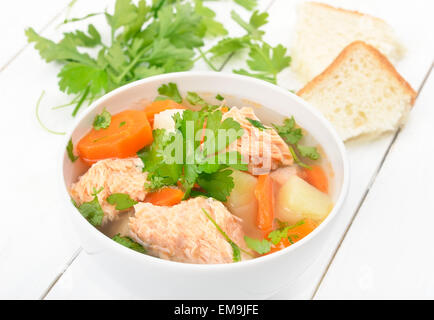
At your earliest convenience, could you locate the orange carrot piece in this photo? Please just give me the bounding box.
[145,188,184,206]
[144,100,185,126]
[301,165,328,193]
[254,174,274,234]
[77,110,153,164]
[266,218,317,255]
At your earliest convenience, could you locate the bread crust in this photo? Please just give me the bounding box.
[297,41,416,105]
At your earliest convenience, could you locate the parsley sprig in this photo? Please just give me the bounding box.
[244,220,306,255]
[273,117,320,169]
[73,187,105,226]
[138,84,248,202]
[206,10,291,84]
[27,0,290,121]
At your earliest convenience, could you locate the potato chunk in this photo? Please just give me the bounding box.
[277,175,333,223]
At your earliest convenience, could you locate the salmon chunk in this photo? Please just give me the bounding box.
[129,197,250,264]
[70,158,147,223]
[222,107,293,174]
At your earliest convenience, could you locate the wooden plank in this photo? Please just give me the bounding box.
[315,70,434,299]
[0,0,71,70]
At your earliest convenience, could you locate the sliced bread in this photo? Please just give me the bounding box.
[297,41,416,141]
[292,2,404,83]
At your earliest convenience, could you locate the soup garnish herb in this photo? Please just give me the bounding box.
[66,139,79,162]
[106,193,138,210]
[202,209,241,262]
[215,94,224,101]
[246,117,268,131]
[112,234,146,254]
[93,108,112,130]
[73,187,104,226]
[156,82,183,103]
[245,220,306,254]
[243,236,271,255]
[273,117,320,169]
[138,93,247,201]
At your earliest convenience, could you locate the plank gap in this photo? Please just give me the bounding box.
[40,247,82,300]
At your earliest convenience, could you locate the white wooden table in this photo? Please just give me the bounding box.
[1,0,433,299]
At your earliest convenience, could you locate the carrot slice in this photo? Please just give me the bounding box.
[145,188,184,206]
[266,218,317,255]
[301,165,328,193]
[144,100,185,126]
[254,174,274,235]
[77,110,153,164]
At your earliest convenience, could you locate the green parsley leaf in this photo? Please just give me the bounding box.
[76,191,104,226]
[244,236,271,255]
[215,94,224,101]
[194,0,228,38]
[137,129,182,190]
[272,117,302,145]
[240,42,291,84]
[157,82,182,103]
[202,208,241,262]
[209,36,251,59]
[230,10,266,40]
[246,117,267,131]
[25,27,95,65]
[119,121,126,127]
[66,139,78,162]
[61,24,101,48]
[233,68,276,83]
[112,234,146,253]
[197,169,234,202]
[58,62,108,96]
[273,117,320,167]
[234,0,257,11]
[186,91,208,106]
[93,108,111,130]
[267,220,305,245]
[297,145,320,160]
[106,193,138,210]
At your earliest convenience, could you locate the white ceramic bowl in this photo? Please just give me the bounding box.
[61,72,349,299]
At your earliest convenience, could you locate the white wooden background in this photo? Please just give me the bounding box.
[0,0,433,299]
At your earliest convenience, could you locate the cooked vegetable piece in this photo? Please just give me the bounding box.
[226,170,260,237]
[301,165,328,193]
[278,175,333,222]
[254,174,274,234]
[226,170,257,210]
[153,108,185,132]
[144,100,185,126]
[77,110,153,164]
[266,218,317,255]
[145,187,184,206]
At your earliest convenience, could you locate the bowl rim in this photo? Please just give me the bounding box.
[60,71,350,271]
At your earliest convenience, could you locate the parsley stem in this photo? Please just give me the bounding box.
[35,91,66,135]
[288,145,311,169]
[72,85,90,116]
[114,45,151,84]
[198,48,217,71]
